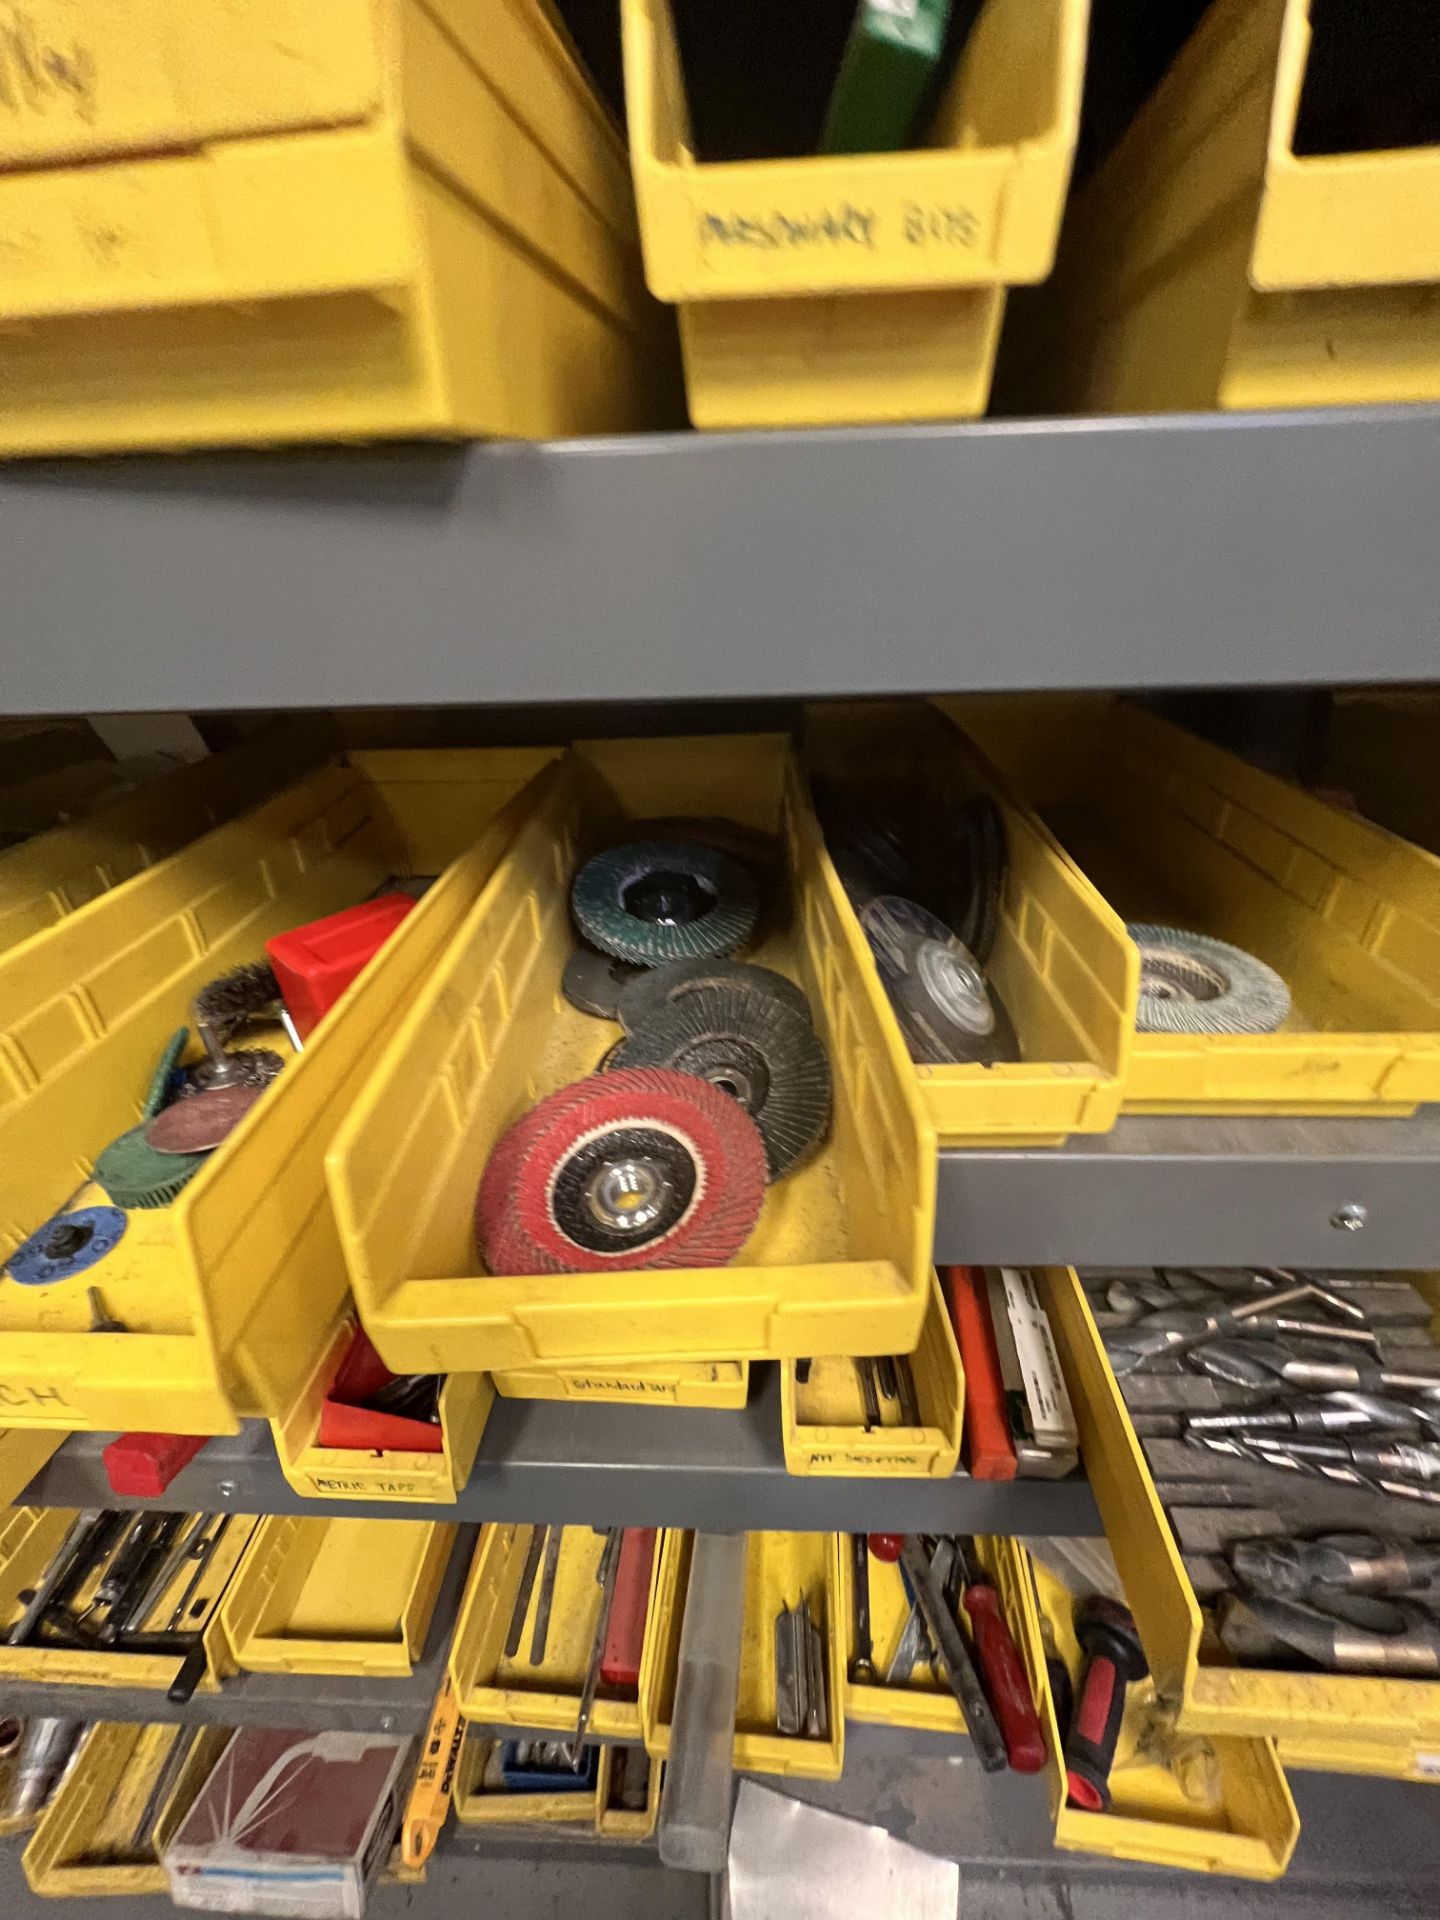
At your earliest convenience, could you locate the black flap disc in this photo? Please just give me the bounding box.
[617,958,812,1035]
[609,983,831,1181]
[860,896,1019,1067]
[562,947,642,1021]
[571,840,758,967]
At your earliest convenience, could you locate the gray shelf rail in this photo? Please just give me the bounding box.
[2,406,1439,713]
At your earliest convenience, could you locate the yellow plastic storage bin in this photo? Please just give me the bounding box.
[452,1728,615,1832]
[0,0,669,453]
[803,702,1134,1145]
[1047,1264,1440,1779]
[0,719,334,958]
[642,1529,844,1781]
[0,1507,256,1697]
[0,746,558,1438]
[619,0,1088,427]
[595,1746,663,1843]
[492,1359,750,1409]
[449,1524,659,1743]
[1015,0,1440,414]
[783,1271,963,1478]
[270,1313,492,1506]
[329,735,934,1374]
[0,1430,68,1509]
[1322,690,1440,861]
[840,1532,1013,1737]
[947,697,1440,1115]
[220,1515,456,1679]
[23,1723,231,1899]
[998,1540,1299,1879]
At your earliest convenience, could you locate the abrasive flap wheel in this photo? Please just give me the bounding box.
[562,946,642,1021]
[570,841,758,966]
[1127,924,1291,1036]
[860,896,1019,1067]
[608,984,831,1181]
[474,1068,767,1275]
[616,957,812,1035]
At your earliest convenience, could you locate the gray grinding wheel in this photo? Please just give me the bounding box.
[617,958,811,1035]
[562,947,642,1021]
[1128,924,1291,1035]
[609,983,831,1180]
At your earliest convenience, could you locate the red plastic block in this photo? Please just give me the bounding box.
[266,893,416,1040]
[103,1431,209,1498]
[600,1527,657,1688]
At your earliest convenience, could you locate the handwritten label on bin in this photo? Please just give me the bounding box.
[0,1381,75,1414]
[698,201,978,256]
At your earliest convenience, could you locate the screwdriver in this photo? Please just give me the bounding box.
[953,1538,1046,1773]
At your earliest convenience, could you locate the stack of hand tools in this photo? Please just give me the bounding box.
[848,1532,1045,1773]
[1087,1266,1440,1675]
[4,1508,240,1701]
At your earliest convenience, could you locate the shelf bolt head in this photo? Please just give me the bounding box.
[1330,1203,1367,1233]
[379,1714,395,1732]
[217,1479,237,1499]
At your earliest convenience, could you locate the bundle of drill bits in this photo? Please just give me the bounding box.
[1088,1265,1440,1674]
[852,1355,921,1431]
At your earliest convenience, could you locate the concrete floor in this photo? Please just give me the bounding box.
[5,1760,1435,1920]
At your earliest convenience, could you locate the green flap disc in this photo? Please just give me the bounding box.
[94,1126,206,1210]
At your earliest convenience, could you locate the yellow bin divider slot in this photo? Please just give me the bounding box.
[619,0,1089,428]
[23,1722,233,1899]
[996,1540,1299,1879]
[803,702,1134,1146]
[449,1524,657,1743]
[595,1746,663,1843]
[270,1311,493,1505]
[0,716,336,958]
[0,1507,256,1695]
[451,1727,605,1830]
[328,735,935,1375]
[840,1533,1011,1737]
[0,746,559,1438]
[642,1530,844,1781]
[783,1270,964,1479]
[1010,0,1440,415]
[942,696,1440,1116]
[1322,690,1440,863]
[220,1515,455,1679]
[1046,1264,1440,1777]
[492,1358,750,1409]
[0,0,671,454]
[0,1431,66,1510]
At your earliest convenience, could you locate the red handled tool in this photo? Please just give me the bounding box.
[601,1527,657,1688]
[941,1265,1017,1481]
[954,1538,1046,1773]
[1064,1597,1147,1811]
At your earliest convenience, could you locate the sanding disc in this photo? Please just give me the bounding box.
[608,984,831,1180]
[562,947,642,1021]
[94,1127,206,1209]
[7,1206,128,1286]
[143,1027,190,1120]
[860,896,1019,1067]
[145,1083,262,1154]
[475,1068,766,1275]
[1128,924,1291,1035]
[616,958,812,1036]
[571,841,758,967]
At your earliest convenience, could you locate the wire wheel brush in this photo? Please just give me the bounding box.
[608,984,831,1180]
[1128,924,1291,1035]
[616,958,811,1035]
[571,841,758,967]
[475,1068,766,1275]
[860,896,1019,1067]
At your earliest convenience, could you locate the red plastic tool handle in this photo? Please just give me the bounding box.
[941,1265,1016,1481]
[963,1583,1046,1773]
[600,1527,657,1688]
[1065,1651,1127,1811]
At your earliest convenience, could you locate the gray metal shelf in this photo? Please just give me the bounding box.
[3,406,1440,714]
[936,1105,1440,1270]
[0,1527,477,1733]
[17,1374,1102,1534]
